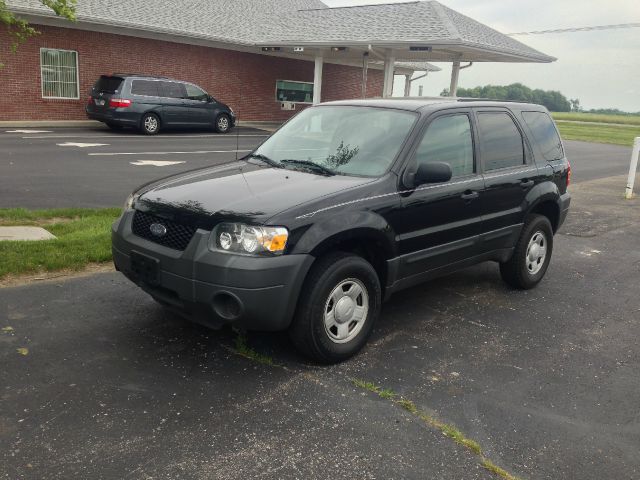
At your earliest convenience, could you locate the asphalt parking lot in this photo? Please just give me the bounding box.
[1,127,639,479]
[0,125,635,208]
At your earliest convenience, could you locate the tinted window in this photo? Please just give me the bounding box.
[93,75,123,94]
[477,112,525,171]
[522,111,563,161]
[185,84,208,101]
[131,80,160,96]
[415,114,474,177]
[160,81,187,99]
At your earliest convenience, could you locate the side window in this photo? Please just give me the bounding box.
[160,81,187,99]
[414,114,474,177]
[477,112,525,171]
[522,111,563,161]
[130,80,160,96]
[185,84,208,101]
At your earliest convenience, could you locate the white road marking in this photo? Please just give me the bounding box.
[89,149,250,156]
[6,129,53,134]
[23,134,269,139]
[57,142,109,148]
[130,160,186,167]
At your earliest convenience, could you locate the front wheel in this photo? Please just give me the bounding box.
[289,252,381,363]
[500,214,554,289]
[214,113,232,133]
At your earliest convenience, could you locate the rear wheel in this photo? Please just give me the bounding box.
[289,252,381,363]
[214,113,231,133]
[500,214,554,289]
[141,113,160,135]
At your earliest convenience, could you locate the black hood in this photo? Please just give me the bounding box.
[135,161,373,228]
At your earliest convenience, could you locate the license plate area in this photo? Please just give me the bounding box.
[95,99,106,106]
[130,251,160,286]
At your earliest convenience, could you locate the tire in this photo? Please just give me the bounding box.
[500,214,554,289]
[289,252,381,363]
[140,113,160,135]
[106,122,123,131]
[214,113,232,133]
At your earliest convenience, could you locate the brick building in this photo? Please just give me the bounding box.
[1,0,552,122]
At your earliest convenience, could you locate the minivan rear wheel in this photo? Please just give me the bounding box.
[289,252,381,363]
[214,113,231,134]
[141,113,160,135]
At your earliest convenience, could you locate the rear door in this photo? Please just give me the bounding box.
[129,79,163,109]
[159,81,188,125]
[396,109,485,279]
[87,75,124,114]
[474,108,541,252]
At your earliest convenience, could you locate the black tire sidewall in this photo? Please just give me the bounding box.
[298,255,381,362]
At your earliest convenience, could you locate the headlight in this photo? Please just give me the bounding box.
[123,193,138,212]
[209,223,288,256]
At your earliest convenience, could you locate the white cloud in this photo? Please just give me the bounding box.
[323,0,640,111]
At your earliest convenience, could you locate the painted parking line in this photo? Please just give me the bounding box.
[6,129,53,134]
[22,134,269,139]
[89,149,251,156]
[57,142,109,148]
[130,160,186,166]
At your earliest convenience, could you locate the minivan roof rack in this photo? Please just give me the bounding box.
[110,73,171,79]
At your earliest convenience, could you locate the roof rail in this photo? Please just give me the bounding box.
[111,73,171,79]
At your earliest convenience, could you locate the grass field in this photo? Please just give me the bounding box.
[551,112,640,146]
[0,208,120,279]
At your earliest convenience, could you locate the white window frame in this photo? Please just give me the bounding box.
[40,48,80,100]
[275,79,314,105]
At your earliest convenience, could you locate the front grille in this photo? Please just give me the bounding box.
[131,210,198,251]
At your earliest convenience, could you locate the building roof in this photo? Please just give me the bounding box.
[7,0,554,64]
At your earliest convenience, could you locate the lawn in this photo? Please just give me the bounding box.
[551,112,640,146]
[0,208,121,280]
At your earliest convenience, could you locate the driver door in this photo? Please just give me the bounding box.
[396,109,485,280]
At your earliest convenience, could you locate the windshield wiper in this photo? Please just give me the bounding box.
[246,153,281,168]
[280,159,335,176]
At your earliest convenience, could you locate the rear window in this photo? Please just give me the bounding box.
[93,75,123,94]
[522,111,564,161]
[477,112,525,171]
[131,80,161,96]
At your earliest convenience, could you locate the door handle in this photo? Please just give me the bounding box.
[460,190,479,202]
[521,179,534,188]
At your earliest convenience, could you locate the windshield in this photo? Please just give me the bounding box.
[252,106,418,177]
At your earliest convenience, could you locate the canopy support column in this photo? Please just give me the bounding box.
[403,74,412,97]
[449,60,460,97]
[361,52,369,98]
[382,53,395,98]
[313,55,323,104]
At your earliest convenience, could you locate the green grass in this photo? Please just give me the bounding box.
[0,208,121,279]
[351,378,520,480]
[551,112,640,126]
[233,334,275,366]
[556,122,640,146]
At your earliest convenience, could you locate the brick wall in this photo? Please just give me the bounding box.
[0,24,384,122]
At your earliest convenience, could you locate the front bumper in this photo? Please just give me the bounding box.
[112,210,314,331]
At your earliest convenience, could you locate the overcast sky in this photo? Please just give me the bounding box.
[323,0,640,111]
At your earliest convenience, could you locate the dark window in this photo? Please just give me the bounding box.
[522,111,564,161]
[185,84,208,101]
[415,114,474,177]
[276,80,314,103]
[93,75,123,94]
[477,112,525,171]
[131,80,160,96]
[160,81,187,99]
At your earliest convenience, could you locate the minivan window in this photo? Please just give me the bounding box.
[185,84,208,101]
[415,114,474,177]
[161,81,187,99]
[522,111,564,161]
[477,112,525,171]
[131,80,161,97]
[252,106,417,177]
[93,75,123,94]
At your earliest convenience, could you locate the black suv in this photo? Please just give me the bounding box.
[112,99,571,363]
[86,74,236,134]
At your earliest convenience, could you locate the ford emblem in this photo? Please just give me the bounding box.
[150,223,167,237]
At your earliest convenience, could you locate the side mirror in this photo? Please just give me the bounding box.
[412,162,452,187]
[207,95,215,103]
